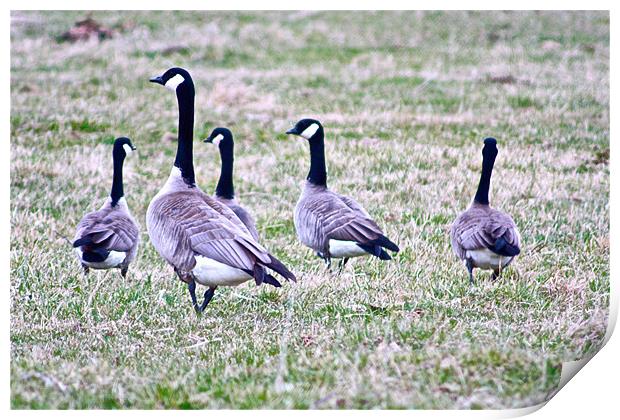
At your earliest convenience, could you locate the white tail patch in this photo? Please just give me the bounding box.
[466,248,513,270]
[192,256,252,287]
[165,74,185,91]
[122,144,133,155]
[79,250,126,269]
[300,123,319,139]
[328,240,367,258]
[212,134,224,146]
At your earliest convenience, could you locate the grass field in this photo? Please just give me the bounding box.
[10,11,609,409]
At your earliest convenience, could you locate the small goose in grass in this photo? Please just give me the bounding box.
[450,137,521,284]
[203,127,259,240]
[147,67,295,313]
[73,137,139,277]
[285,118,399,271]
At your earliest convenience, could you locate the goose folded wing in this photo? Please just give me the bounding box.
[336,193,372,219]
[179,196,271,271]
[319,197,383,244]
[74,213,138,252]
[457,213,520,254]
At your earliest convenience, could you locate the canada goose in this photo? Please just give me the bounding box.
[450,138,521,284]
[203,127,259,240]
[73,137,139,277]
[285,118,399,271]
[147,67,295,313]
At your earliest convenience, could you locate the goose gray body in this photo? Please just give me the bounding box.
[74,198,139,273]
[295,182,387,258]
[450,137,521,283]
[146,168,278,287]
[286,118,399,268]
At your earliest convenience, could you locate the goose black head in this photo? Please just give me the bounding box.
[204,127,233,148]
[482,137,498,159]
[286,118,323,142]
[149,67,194,93]
[113,137,136,159]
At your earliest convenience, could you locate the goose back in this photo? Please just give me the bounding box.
[450,203,521,262]
[213,196,259,241]
[74,198,139,267]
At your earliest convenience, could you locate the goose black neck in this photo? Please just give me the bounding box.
[215,142,235,199]
[110,153,124,207]
[474,149,497,205]
[174,87,195,186]
[307,131,327,187]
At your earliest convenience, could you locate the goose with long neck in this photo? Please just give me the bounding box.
[147,68,295,313]
[73,137,139,277]
[203,127,259,240]
[285,118,400,271]
[450,138,521,284]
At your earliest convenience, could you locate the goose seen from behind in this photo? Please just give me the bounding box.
[450,137,521,284]
[285,118,399,271]
[147,67,295,313]
[73,137,139,277]
[203,127,259,240]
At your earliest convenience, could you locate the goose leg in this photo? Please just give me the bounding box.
[337,258,350,274]
[316,252,331,269]
[188,279,200,312]
[491,269,500,281]
[82,263,89,276]
[198,287,217,312]
[120,266,128,279]
[466,259,474,285]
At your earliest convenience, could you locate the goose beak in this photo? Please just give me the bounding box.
[149,76,164,85]
[286,127,299,135]
[203,136,213,143]
[131,145,137,151]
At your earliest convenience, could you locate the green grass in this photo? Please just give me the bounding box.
[10,11,609,409]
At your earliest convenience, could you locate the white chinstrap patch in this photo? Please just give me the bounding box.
[300,123,319,139]
[213,134,224,146]
[79,250,126,269]
[165,74,185,91]
[192,256,252,287]
[122,144,133,155]
[466,248,513,270]
[328,239,368,258]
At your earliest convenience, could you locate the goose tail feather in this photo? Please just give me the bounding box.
[357,243,392,260]
[265,255,296,282]
[370,235,400,253]
[491,237,520,257]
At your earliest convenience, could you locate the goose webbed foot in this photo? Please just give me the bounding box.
[466,259,474,285]
[337,257,350,274]
[197,287,217,313]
